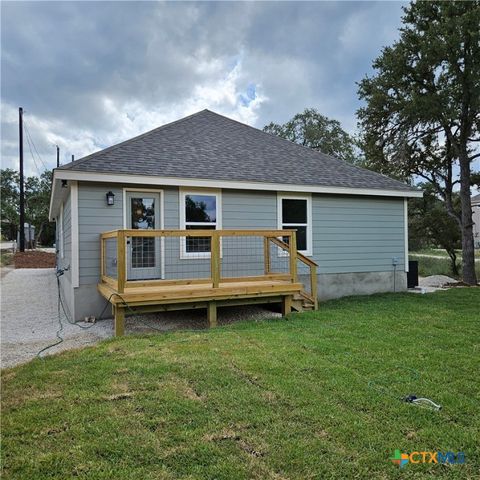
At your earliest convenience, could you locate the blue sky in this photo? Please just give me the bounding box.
[2,0,476,192]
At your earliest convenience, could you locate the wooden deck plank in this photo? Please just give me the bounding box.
[98,279,303,307]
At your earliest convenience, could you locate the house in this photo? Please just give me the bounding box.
[49,110,421,334]
[473,194,480,249]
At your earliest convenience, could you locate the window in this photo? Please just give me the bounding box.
[278,194,312,255]
[130,197,156,268]
[180,190,221,257]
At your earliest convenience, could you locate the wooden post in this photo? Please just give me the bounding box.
[210,231,220,288]
[281,295,292,317]
[117,230,126,293]
[100,236,105,278]
[311,264,318,310]
[289,232,298,283]
[114,305,125,336]
[207,301,217,327]
[264,236,271,274]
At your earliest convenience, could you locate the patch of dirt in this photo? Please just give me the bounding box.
[14,251,56,268]
[203,428,264,457]
[445,281,480,288]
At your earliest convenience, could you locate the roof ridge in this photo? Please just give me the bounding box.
[57,109,210,170]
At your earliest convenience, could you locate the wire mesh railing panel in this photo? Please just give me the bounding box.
[104,237,118,279]
[164,236,212,281]
[102,231,303,286]
[268,240,290,275]
[297,259,312,295]
[220,235,265,279]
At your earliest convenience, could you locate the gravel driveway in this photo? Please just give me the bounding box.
[1,269,112,368]
[1,268,280,368]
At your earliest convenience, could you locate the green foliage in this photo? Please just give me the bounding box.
[357,0,480,284]
[1,169,20,233]
[264,108,361,164]
[409,185,461,274]
[2,289,479,478]
[0,169,54,245]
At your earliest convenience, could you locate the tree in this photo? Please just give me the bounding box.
[358,1,480,285]
[0,169,54,245]
[264,108,360,164]
[0,169,20,239]
[25,170,54,245]
[409,185,462,275]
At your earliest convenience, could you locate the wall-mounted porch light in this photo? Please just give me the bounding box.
[106,191,115,206]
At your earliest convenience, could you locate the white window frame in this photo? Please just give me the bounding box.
[179,188,222,259]
[59,203,64,259]
[277,193,313,256]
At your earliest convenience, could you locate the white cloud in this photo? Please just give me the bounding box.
[1,1,406,174]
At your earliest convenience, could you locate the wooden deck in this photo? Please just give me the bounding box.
[98,229,318,335]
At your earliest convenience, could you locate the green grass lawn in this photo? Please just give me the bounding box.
[2,289,479,479]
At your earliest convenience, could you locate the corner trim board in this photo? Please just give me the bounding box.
[71,181,79,287]
[404,197,409,273]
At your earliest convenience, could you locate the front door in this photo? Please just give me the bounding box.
[126,191,162,280]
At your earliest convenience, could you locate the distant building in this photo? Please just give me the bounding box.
[473,194,480,249]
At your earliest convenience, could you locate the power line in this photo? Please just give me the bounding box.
[24,129,43,176]
[23,120,48,171]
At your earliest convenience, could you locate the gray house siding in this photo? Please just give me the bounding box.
[312,195,405,273]
[56,190,74,318]
[70,181,407,320]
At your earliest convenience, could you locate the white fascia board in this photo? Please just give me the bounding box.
[52,169,424,200]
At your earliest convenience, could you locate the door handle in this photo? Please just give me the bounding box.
[127,240,131,245]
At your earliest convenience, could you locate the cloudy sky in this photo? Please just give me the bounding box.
[1,1,407,176]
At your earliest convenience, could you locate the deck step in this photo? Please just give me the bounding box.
[291,291,316,312]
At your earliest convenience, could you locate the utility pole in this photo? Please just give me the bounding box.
[19,107,25,252]
[56,145,60,167]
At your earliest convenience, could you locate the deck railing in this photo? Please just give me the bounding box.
[100,229,317,304]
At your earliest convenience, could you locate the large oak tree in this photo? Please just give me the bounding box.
[264,108,360,164]
[358,1,480,285]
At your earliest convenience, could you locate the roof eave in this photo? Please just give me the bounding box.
[50,169,423,202]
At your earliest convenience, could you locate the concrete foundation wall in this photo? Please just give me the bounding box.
[316,270,407,301]
[74,284,109,321]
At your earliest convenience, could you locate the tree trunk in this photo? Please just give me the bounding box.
[35,222,45,247]
[447,250,459,277]
[459,150,477,285]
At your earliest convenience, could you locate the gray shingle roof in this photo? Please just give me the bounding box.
[59,109,417,192]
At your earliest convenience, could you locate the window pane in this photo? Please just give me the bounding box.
[131,198,155,229]
[132,237,155,268]
[282,199,307,224]
[185,195,216,223]
[282,226,307,251]
[185,225,215,253]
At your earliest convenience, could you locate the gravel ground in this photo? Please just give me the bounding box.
[1,268,281,368]
[419,275,458,287]
[408,275,459,294]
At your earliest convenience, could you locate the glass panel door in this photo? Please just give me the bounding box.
[126,192,162,280]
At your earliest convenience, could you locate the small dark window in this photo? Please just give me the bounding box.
[282,199,307,223]
[280,197,310,254]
